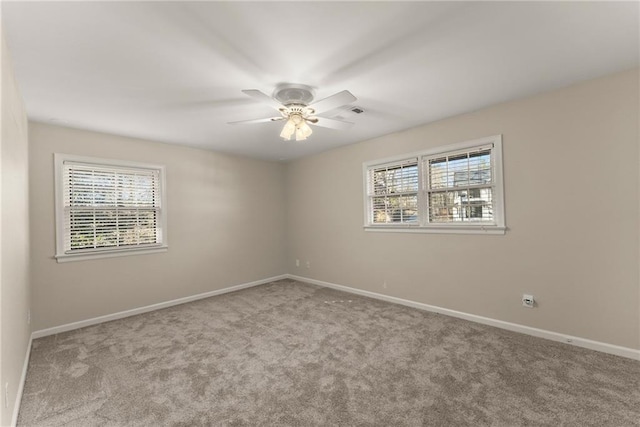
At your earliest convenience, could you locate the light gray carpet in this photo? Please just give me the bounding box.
[18,279,640,426]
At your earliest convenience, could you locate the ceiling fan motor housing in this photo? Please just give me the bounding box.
[273,83,315,106]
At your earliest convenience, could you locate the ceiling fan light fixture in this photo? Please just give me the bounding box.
[280,112,313,141]
[233,85,357,141]
[298,121,313,139]
[295,127,307,141]
[280,118,296,140]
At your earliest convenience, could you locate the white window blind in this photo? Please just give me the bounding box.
[425,145,494,224]
[55,154,167,261]
[367,159,419,224]
[363,135,505,234]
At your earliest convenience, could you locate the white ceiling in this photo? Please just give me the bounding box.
[2,1,638,161]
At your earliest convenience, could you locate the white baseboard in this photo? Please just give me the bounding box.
[29,272,640,361]
[11,334,32,427]
[287,274,640,361]
[32,275,288,339]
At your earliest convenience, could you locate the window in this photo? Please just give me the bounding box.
[54,154,168,262]
[364,135,505,234]
[370,159,419,224]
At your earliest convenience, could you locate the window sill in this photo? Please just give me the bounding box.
[363,225,506,235]
[55,245,168,263]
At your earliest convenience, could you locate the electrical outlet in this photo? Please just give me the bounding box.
[383,281,387,289]
[27,309,31,325]
[306,260,310,269]
[295,259,300,267]
[522,294,535,308]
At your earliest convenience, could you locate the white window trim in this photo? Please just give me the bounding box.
[362,135,506,235]
[54,153,168,262]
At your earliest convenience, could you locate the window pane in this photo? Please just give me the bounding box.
[68,170,95,206]
[372,194,418,224]
[428,157,448,189]
[428,191,454,222]
[63,161,162,252]
[372,196,389,223]
[428,149,491,190]
[93,171,116,205]
[69,210,94,250]
[117,210,139,246]
[468,150,491,185]
[371,162,418,195]
[429,187,493,223]
[448,153,469,187]
[400,194,418,223]
[94,210,117,247]
[138,210,158,244]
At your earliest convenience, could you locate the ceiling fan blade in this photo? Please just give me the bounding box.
[311,117,355,130]
[241,89,284,111]
[309,90,357,114]
[228,117,284,125]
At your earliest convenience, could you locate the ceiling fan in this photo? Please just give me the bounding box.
[228,83,357,141]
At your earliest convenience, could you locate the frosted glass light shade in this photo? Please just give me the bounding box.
[295,127,307,141]
[281,114,313,141]
[299,121,313,139]
[280,119,296,140]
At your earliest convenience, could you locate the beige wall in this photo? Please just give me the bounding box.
[286,69,640,350]
[1,29,31,426]
[30,122,286,331]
